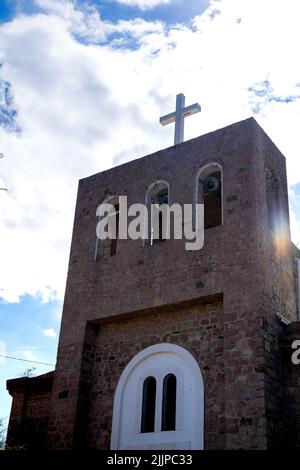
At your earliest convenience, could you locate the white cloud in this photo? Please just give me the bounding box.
[0,0,300,304]
[21,348,38,362]
[34,0,165,43]
[114,0,170,10]
[103,18,164,39]
[42,328,57,338]
[35,0,106,43]
[50,304,63,321]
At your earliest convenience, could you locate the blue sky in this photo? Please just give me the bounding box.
[0,1,13,23]
[0,0,209,25]
[291,184,300,225]
[0,0,300,431]
[0,295,60,427]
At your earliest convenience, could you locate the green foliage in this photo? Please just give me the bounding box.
[0,417,7,450]
[0,417,27,450]
[20,367,36,378]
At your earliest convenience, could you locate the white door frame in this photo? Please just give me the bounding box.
[110,343,204,450]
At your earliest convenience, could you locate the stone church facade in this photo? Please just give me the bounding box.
[6,117,300,449]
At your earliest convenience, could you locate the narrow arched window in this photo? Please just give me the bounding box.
[141,376,156,433]
[94,196,120,261]
[161,373,177,431]
[145,181,169,245]
[198,164,222,230]
[152,188,168,244]
[111,343,204,450]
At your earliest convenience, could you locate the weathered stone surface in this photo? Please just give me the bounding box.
[6,118,300,449]
[6,372,53,449]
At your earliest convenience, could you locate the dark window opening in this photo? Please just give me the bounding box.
[58,390,69,399]
[200,170,222,229]
[141,376,156,433]
[151,188,169,244]
[110,203,119,256]
[161,373,177,431]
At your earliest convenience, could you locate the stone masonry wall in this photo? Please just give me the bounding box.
[280,322,300,448]
[48,118,269,449]
[6,118,300,449]
[87,298,224,450]
[45,118,299,449]
[253,124,298,447]
[6,372,53,449]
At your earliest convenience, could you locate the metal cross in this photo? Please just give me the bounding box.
[160,93,201,145]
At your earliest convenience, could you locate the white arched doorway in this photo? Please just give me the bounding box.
[110,343,204,450]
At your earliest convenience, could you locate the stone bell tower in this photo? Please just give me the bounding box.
[7,117,300,449]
